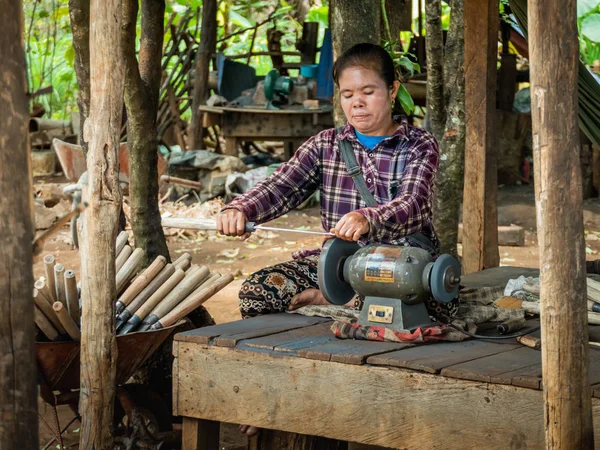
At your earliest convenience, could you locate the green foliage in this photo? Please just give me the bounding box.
[24,0,77,120]
[577,0,600,67]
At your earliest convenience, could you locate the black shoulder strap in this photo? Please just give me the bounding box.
[336,127,378,208]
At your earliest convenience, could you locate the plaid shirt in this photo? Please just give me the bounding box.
[225,116,439,257]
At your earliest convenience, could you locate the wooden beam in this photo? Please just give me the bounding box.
[0,0,38,447]
[173,343,600,449]
[79,0,125,447]
[528,0,594,447]
[462,0,500,273]
[181,417,219,450]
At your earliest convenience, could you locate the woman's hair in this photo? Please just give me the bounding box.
[332,43,396,87]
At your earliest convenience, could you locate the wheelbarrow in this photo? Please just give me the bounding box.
[36,322,184,449]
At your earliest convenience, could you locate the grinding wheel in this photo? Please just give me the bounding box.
[318,238,359,305]
[430,254,461,304]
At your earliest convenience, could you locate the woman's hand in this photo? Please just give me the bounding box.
[330,211,370,241]
[216,209,251,239]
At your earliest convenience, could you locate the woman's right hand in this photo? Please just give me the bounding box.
[216,209,250,239]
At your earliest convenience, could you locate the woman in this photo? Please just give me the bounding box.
[217,42,457,322]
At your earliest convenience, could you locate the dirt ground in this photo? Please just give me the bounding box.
[34,179,600,448]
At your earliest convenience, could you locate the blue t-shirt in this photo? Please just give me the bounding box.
[354,130,390,150]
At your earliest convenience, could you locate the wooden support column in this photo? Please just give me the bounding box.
[188,0,217,150]
[528,0,594,447]
[79,0,125,447]
[0,1,38,448]
[461,0,500,274]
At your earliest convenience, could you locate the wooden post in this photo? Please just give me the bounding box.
[0,1,38,447]
[79,0,125,447]
[461,0,500,274]
[188,0,217,150]
[528,0,594,447]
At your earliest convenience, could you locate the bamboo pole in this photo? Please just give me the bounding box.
[172,252,192,268]
[34,289,66,334]
[34,306,59,341]
[43,254,57,302]
[54,264,67,307]
[64,270,79,324]
[115,244,132,272]
[153,273,232,329]
[528,0,593,446]
[34,279,55,306]
[53,302,81,341]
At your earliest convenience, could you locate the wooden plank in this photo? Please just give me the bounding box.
[297,340,412,365]
[181,417,219,450]
[461,0,500,273]
[174,314,330,346]
[239,322,336,353]
[367,340,520,374]
[173,342,600,449]
[460,266,539,289]
[222,113,327,138]
[441,347,540,384]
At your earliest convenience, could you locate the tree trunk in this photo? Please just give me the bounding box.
[68,0,90,156]
[461,0,499,273]
[79,0,125,447]
[529,0,594,447]
[188,0,217,150]
[122,0,169,266]
[0,1,38,448]
[433,0,465,257]
[330,0,380,126]
[425,0,445,142]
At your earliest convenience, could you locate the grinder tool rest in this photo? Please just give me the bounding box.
[318,238,461,333]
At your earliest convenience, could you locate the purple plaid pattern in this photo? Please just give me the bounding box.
[224,116,439,256]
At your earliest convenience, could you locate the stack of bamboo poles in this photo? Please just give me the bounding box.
[34,230,233,341]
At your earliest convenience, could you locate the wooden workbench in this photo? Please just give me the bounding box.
[199,105,334,159]
[172,267,600,449]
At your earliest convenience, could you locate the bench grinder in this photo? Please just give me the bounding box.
[318,239,461,333]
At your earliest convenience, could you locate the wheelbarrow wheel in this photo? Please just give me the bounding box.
[113,384,173,448]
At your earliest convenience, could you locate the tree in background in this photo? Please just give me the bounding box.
[426,0,465,256]
[122,0,170,265]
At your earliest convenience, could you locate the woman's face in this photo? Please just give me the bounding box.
[338,66,400,135]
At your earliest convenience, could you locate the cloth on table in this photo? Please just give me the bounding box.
[290,284,526,344]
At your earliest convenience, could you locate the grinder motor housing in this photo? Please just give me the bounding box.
[318,239,460,333]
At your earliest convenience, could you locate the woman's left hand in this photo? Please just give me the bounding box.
[331,212,370,241]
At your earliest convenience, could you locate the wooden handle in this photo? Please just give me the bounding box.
[116,230,130,256]
[172,252,192,268]
[134,268,186,320]
[160,175,203,190]
[115,244,132,272]
[64,270,79,324]
[117,255,167,307]
[34,279,54,306]
[116,247,145,294]
[125,264,176,316]
[53,302,81,341]
[517,334,541,350]
[34,305,59,341]
[34,289,66,334]
[161,217,218,230]
[149,266,210,320]
[157,274,233,329]
[43,254,56,302]
[54,264,67,307]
